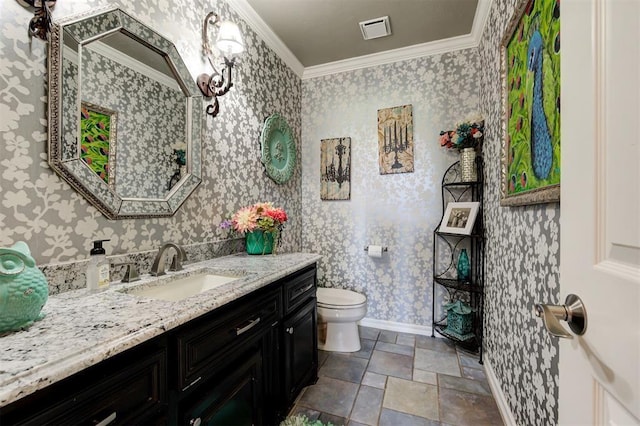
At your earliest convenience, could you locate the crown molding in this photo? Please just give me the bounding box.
[302,33,479,79]
[227,0,492,80]
[472,0,492,45]
[226,0,305,77]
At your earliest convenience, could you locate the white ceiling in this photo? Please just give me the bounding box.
[228,0,491,79]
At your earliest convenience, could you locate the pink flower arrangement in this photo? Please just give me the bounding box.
[220,202,288,236]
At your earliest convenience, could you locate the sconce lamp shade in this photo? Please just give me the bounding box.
[216,21,244,56]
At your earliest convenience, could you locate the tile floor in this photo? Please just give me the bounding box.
[289,326,503,426]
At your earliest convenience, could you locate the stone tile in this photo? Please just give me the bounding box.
[348,422,370,426]
[320,353,369,383]
[351,338,375,360]
[396,333,416,347]
[319,350,330,367]
[350,385,384,425]
[415,335,456,353]
[379,409,441,426]
[438,387,503,426]
[383,377,439,421]
[297,376,359,418]
[378,330,397,343]
[413,368,438,385]
[457,352,482,368]
[414,347,461,377]
[437,374,491,396]
[375,341,414,357]
[289,406,321,421]
[362,371,387,389]
[461,366,488,382]
[359,326,380,341]
[367,350,413,380]
[319,412,348,426]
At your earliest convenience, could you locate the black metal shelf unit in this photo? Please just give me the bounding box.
[431,159,485,362]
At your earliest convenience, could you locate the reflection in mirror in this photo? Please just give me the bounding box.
[49,8,202,219]
[80,102,117,186]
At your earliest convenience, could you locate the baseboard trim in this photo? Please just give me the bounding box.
[358,317,433,337]
[484,357,517,426]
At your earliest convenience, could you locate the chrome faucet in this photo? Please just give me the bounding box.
[150,243,187,276]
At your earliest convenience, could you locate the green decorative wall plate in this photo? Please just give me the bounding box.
[260,114,296,185]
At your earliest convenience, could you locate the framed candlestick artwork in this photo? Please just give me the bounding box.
[377,104,414,175]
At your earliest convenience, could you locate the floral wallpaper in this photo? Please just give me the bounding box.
[301,50,480,325]
[2,0,559,422]
[0,0,301,286]
[479,0,561,424]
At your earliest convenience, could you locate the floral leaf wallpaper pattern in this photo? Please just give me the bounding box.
[479,0,560,424]
[0,0,301,272]
[301,50,480,326]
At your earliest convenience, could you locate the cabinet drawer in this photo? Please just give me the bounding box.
[176,288,281,390]
[2,346,167,426]
[283,267,316,315]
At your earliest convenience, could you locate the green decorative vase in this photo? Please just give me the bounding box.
[457,249,470,282]
[245,230,274,255]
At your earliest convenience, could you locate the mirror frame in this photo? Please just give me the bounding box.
[48,7,202,219]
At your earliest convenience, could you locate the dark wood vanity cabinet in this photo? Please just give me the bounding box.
[282,267,318,411]
[0,263,318,426]
[0,338,168,425]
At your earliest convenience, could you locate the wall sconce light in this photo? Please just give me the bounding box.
[16,0,57,40]
[197,12,244,117]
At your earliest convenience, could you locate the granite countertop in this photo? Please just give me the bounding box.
[0,252,322,408]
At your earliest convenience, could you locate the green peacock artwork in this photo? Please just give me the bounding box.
[80,104,114,185]
[505,0,560,196]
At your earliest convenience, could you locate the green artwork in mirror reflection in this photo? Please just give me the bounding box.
[80,103,116,185]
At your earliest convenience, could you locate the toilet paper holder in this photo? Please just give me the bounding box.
[364,246,388,252]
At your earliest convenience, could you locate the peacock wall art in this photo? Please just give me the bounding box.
[502,0,560,202]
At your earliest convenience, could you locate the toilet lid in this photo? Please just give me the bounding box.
[317,287,366,307]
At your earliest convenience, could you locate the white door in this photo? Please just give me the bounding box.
[560,0,640,424]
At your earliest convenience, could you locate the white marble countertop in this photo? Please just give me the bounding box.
[0,252,322,407]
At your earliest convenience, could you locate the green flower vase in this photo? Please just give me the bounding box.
[245,230,274,255]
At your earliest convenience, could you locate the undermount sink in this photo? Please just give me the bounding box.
[122,272,242,302]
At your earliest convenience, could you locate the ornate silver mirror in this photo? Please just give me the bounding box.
[48,7,202,219]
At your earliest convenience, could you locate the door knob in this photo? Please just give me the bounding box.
[534,294,587,339]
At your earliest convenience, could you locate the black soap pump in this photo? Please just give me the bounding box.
[87,239,110,291]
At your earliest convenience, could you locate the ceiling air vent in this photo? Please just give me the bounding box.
[359,16,391,40]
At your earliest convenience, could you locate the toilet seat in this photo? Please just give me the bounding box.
[317,288,366,308]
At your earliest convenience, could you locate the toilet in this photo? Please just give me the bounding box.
[316,287,367,352]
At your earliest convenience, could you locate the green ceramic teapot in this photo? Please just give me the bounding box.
[0,242,49,334]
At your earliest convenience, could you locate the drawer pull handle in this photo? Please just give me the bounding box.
[182,375,202,392]
[96,412,117,426]
[236,317,261,336]
[293,283,314,298]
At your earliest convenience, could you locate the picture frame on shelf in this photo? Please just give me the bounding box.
[439,202,480,235]
[499,0,560,206]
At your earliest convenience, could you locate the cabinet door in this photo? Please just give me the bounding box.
[282,298,318,407]
[179,349,263,426]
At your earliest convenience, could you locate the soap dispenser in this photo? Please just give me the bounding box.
[87,239,110,291]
